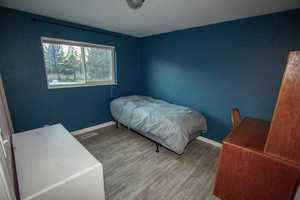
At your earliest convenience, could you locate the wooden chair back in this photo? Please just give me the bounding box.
[231,108,241,129]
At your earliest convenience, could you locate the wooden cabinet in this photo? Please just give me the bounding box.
[214,118,300,200]
[214,51,300,200]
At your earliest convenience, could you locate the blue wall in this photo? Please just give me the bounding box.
[0,7,142,133]
[141,9,300,142]
[1,6,300,142]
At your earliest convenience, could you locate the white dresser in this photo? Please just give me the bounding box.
[13,124,105,200]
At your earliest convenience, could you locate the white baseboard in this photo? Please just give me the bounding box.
[71,121,116,136]
[196,136,222,148]
[71,122,222,148]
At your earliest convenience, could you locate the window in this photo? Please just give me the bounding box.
[42,37,116,88]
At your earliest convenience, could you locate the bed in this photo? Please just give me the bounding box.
[110,95,207,154]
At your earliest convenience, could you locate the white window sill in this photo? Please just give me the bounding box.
[48,82,117,89]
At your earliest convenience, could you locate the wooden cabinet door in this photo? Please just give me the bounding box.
[265,51,300,164]
[214,143,300,200]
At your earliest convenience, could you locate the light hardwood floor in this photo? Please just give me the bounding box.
[76,125,221,200]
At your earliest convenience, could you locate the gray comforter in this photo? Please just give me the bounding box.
[110,95,207,154]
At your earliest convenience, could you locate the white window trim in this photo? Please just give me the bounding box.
[41,37,117,89]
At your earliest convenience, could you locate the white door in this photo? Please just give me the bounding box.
[0,130,16,200]
[0,74,16,200]
[0,172,12,200]
[0,74,14,180]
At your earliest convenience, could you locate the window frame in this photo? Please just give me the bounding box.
[41,37,117,89]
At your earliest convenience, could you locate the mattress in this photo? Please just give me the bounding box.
[110,95,207,154]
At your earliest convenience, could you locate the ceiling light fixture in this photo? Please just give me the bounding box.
[126,0,145,9]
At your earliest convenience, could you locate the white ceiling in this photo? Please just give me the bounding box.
[1,0,299,37]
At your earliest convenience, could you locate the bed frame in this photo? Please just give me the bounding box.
[115,120,161,153]
[115,120,203,154]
